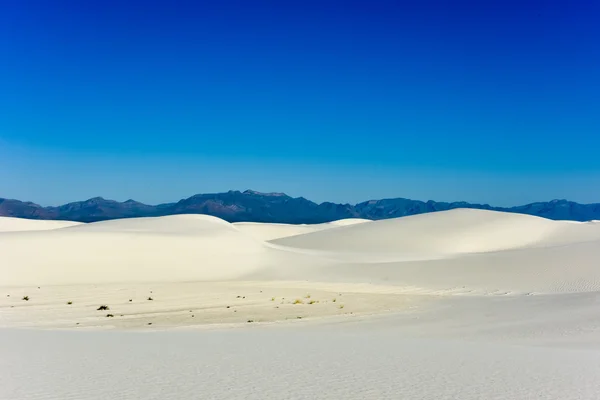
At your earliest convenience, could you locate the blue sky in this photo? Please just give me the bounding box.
[1,0,600,206]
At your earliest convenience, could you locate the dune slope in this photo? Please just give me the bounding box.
[233,218,370,241]
[272,208,600,256]
[3,209,600,296]
[0,216,81,232]
[0,215,281,285]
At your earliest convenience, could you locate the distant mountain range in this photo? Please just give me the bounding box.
[2,190,600,223]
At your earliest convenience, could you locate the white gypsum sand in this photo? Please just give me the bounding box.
[1,209,600,399]
[0,216,82,232]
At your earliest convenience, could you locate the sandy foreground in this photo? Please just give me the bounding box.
[2,210,600,399]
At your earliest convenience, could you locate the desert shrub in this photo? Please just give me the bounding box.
[106,314,114,317]
[147,297,153,301]
[293,299,303,304]
[22,296,29,301]
[67,301,72,305]
[97,305,109,311]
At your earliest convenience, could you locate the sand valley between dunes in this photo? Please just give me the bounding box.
[2,209,600,399]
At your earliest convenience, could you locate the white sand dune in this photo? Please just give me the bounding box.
[0,216,81,232]
[233,218,370,241]
[273,208,600,255]
[3,209,600,293]
[0,215,294,285]
[2,209,600,399]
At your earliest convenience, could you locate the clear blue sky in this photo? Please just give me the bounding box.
[2,0,600,206]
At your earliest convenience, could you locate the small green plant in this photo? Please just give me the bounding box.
[293,299,303,304]
[67,301,72,305]
[305,294,311,299]
[106,314,114,317]
[22,296,29,301]
[308,300,316,305]
[97,305,109,311]
[332,298,337,302]
[247,319,254,323]
[271,297,275,301]
[339,304,344,309]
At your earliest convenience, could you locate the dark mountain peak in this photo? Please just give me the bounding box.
[243,189,288,197]
[83,196,109,203]
[123,199,151,206]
